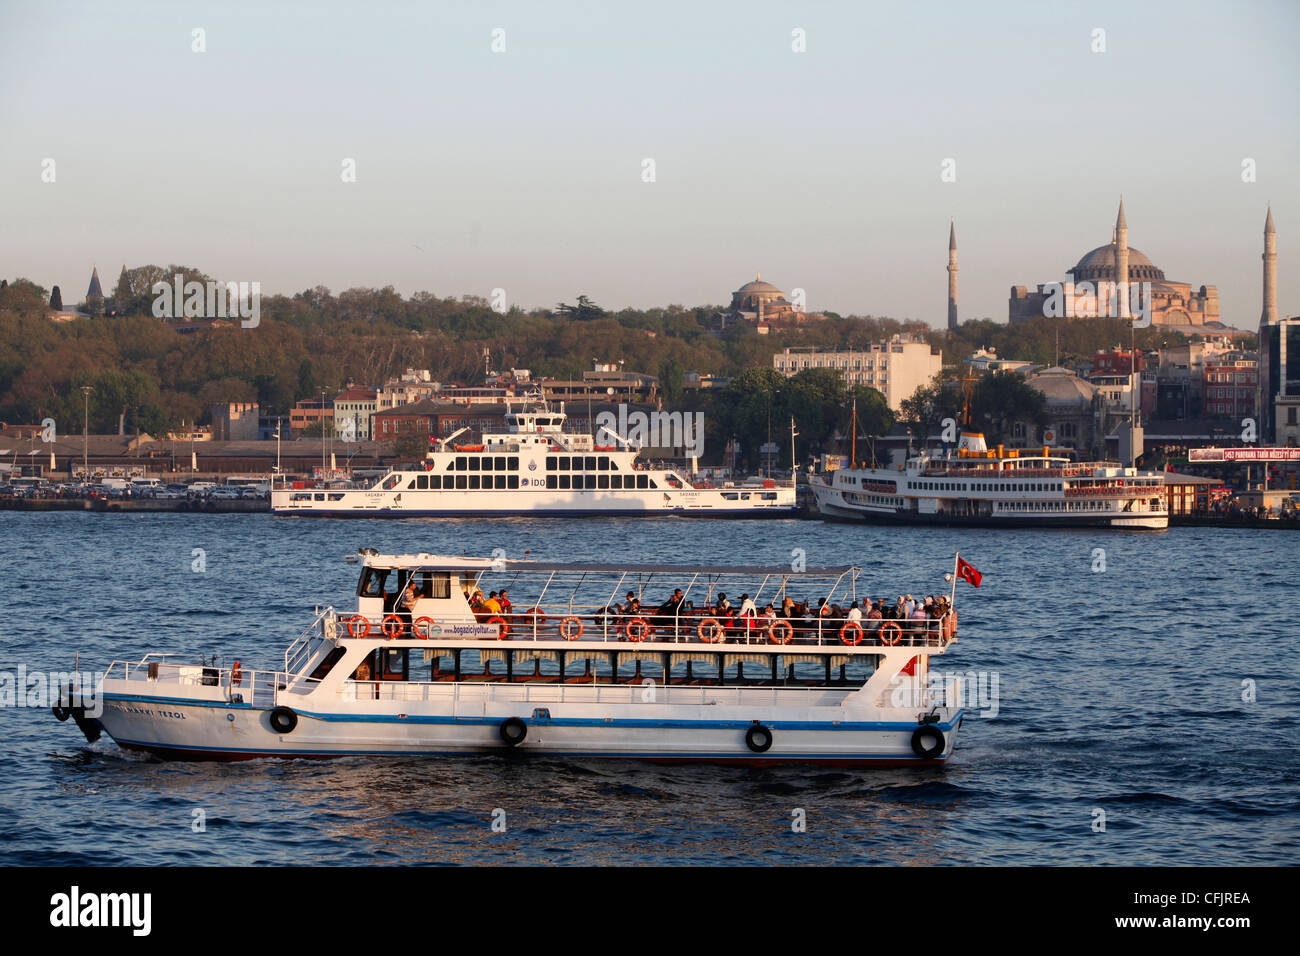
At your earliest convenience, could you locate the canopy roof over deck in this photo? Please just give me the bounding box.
[359,552,860,578]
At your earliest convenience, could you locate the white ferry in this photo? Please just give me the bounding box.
[811,430,1168,529]
[272,405,795,517]
[54,552,969,765]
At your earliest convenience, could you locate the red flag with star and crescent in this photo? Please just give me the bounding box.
[956,556,982,588]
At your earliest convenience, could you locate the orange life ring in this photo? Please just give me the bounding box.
[559,616,583,640]
[488,615,510,639]
[381,614,404,639]
[412,616,436,639]
[839,621,865,646]
[230,661,242,686]
[768,619,794,645]
[521,607,547,629]
[346,616,371,639]
[697,617,724,643]
[625,617,651,642]
[879,621,902,646]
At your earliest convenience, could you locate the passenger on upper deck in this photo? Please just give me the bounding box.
[498,589,513,614]
[485,591,503,614]
[714,592,731,615]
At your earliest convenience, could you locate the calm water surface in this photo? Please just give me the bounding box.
[2,512,1297,865]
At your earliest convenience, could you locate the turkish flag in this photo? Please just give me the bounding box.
[956,557,982,588]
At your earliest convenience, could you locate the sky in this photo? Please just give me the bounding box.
[1,0,1297,329]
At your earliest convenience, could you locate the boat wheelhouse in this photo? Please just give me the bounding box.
[55,552,970,765]
[271,405,796,517]
[812,430,1168,529]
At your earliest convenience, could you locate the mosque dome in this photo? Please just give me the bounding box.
[1069,244,1165,282]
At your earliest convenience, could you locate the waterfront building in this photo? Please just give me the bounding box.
[210,403,260,442]
[772,335,942,412]
[333,388,377,441]
[288,398,334,437]
[1203,359,1258,420]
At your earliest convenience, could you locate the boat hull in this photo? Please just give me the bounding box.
[88,692,962,766]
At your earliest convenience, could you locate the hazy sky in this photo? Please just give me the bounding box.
[2,0,1297,329]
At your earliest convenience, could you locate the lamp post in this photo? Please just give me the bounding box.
[319,388,328,479]
[80,385,93,479]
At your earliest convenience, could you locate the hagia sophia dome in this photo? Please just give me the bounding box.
[1069,244,1166,283]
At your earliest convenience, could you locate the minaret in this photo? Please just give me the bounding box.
[1114,198,1130,319]
[946,219,958,331]
[1262,205,1278,325]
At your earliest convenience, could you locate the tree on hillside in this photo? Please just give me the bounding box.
[49,286,63,310]
[554,295,606,321]
[657,357,685,402]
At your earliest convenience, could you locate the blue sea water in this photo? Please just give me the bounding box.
[1,511,1297,865]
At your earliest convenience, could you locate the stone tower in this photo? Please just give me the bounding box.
[86,265,103,300]
[1262,205,1277,325]
[946,219,958,331]
[1114,198,1130,319]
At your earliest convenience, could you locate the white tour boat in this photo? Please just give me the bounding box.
[811,429,1168,529]
[54,552,970,765]
[271,405,796,517]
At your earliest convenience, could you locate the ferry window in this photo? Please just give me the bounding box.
[637,474,649,489]
[456,456,467,471]
[560,456,571,470]
[648,478,657,489]
[430,475,442,489]
[417,475,428,490]
[585,475,597,490]
[358,567,390,597]
[314,493,325,501]
[508,457,519,470]
[480,457,492,471]
[468,475,480,490]
[495,456,506,471]
[509,476,519,489]
[406,479,416,489]
[598,456,610,470]
[328,493,345,501]
[455,475,467,490]
[585,456,596,471]
[546,476,557,489]
[495,475,506,489]
[559,475,571,490]
[468,457,479,471]
[611,475,622,489]
[598,475,610,489]
[382,475,400,490]
[546,456,557,471]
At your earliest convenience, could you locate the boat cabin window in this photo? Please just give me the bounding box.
[382,475,400,490]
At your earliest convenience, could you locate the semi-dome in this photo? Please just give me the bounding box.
[1069,244,1165,282]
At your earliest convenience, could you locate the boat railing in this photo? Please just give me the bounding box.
[339,608,957,649]
[283,606,336,675]
[338,679,858,708]
[103,659,318,708]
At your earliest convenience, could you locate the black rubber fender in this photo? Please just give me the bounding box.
[52,705,70,722]
[269,706,298,734]
[910,724,945,759]
[744,722,773,754]
[499,717,527,747]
